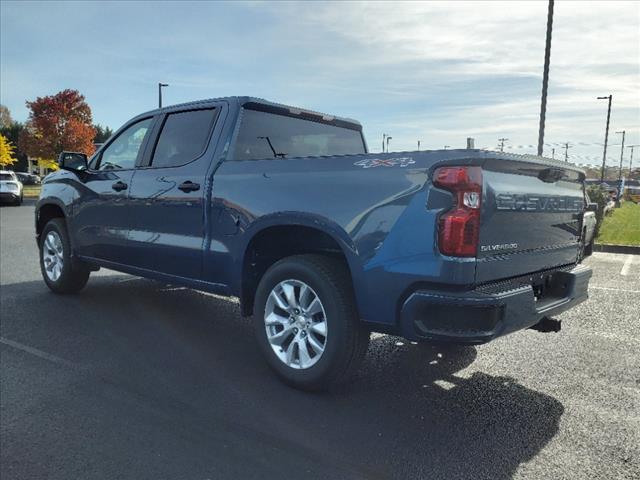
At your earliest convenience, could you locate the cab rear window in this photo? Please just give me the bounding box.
[233,108,365,160]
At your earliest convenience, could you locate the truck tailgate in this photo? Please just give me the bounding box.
[477,157,584,283]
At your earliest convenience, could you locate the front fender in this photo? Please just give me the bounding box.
[35,172,80,244]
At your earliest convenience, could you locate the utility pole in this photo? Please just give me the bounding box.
[386,136,392,153]
[615,130,626,202]
[615,130,626,181]
[552,148,555,159]
[158,82,169,108]
[417,140,421,151]
[444,145,450,150]
[563,142,572,162]
[537,0,554,156]
[382,134,386,153]
[498,138,508,152]
[627,145,639,175]
[597,95,612,182]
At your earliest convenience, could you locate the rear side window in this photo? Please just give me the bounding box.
[150,109,217,168]
[233,109,365,160]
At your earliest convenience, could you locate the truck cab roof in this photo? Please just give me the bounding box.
[139,96,363,131]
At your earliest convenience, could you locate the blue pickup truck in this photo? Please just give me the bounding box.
[36,96,592,390]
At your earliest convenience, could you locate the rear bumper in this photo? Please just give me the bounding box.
[0,192,20,203]
[399,264,592,344]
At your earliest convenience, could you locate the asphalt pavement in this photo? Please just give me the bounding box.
[1,200,638,479]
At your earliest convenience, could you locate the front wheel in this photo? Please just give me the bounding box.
[39,218,90,294]
[253,254,369,391]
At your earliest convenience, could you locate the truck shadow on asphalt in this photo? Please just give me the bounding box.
[1,275,564,480]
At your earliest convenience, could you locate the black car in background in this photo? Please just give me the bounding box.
[15,172,41,185]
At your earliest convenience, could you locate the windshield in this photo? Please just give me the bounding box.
[233,108,365,160]
[0,173,15,181]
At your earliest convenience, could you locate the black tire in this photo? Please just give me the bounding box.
[15,194,23,206]
[253,254,369,391]
[39,218,90,294]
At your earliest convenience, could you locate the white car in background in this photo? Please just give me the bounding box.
[0,170,24,206]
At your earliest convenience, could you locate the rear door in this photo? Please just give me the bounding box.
[125,106,221,279]
[477,158,585,282]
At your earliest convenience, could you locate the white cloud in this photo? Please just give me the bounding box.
[255,1,640,162]
[1,0,638,166]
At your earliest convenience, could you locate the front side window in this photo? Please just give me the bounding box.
[233,109,365,160]
[150,109,217,168]
[98,118,153,170]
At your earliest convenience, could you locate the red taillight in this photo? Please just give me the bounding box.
[434,166,482,257]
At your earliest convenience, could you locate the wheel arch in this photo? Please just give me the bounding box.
[238,215,361,317]
[36,200,68,240]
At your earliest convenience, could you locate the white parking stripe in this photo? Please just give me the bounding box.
[0,337,78,369]
[590,286,640,294]
[620,255,634,276]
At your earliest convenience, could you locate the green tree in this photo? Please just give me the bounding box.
[93,124,114,144]
[0,105,13,129]
[0,106,29,172]
[586,185,608,236]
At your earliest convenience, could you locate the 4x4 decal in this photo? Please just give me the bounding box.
[354,157,415,169]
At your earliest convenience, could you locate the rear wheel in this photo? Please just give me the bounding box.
[253,254,369,391]
[39,218,90,294]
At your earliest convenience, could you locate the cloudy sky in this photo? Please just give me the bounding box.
[1,1,638,165]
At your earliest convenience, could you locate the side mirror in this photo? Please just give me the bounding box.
[57,152,88,172]
[586,202,598,212]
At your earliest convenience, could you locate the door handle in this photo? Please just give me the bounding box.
[178,181,200,193]
[112,181,128,192]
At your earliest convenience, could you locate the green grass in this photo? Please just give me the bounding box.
[22,185,42,198]
[597,201,640,246]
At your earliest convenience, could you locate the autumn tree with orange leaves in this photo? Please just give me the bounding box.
[19,89,96,167]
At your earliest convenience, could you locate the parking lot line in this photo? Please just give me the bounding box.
[590,286,640,293]
[620,255,634,276]
[0,337,78,369]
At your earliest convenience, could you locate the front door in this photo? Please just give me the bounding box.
[72,117,155,264]
[126,107,220,279]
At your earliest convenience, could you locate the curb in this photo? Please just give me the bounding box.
[594,243,640,255]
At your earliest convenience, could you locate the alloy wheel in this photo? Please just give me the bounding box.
[264,279,328,369]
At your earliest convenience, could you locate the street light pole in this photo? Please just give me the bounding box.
[158,82,169,108]
[382,134,386,153]
[597,95,612,182]
[537,0,554,156]
[417,140,421,151]
[386,136,392,153]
